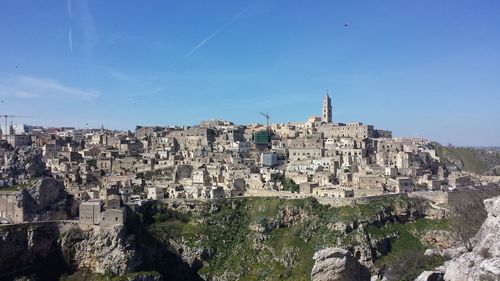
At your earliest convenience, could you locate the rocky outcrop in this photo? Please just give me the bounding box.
[0,222,140,279]
[414,271,444,281]
[311,247,370,281]
[421,230,459,250]
[427,196,500,280]
[0,147,45,182]
[60,225,140,275]
[169,237,212,269]
[0,223,62,278]
[13,177,73,222]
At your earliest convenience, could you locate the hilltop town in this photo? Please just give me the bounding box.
[0,94,493,227]
[1,94,500,281]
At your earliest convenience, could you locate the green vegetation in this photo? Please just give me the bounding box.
[382,250,446,281]
[367,218,451,280]
[130,195,452,280]
[0,181,34,191]
[281,178,299,193]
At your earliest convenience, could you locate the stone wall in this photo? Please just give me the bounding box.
[408,191,449,205]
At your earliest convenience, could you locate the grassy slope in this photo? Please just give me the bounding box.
[435,145,500,174]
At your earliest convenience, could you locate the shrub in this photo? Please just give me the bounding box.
[480,248,492,259]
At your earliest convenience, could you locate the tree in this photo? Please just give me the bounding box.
[281,178,299,193]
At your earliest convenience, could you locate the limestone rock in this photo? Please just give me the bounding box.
[0,223,59,277]
[414,271,444,281]
[1,147,45,180]
[441,196,500,280]
[61,225,140,275]
[311,247,370,281]
[15,178,70,221]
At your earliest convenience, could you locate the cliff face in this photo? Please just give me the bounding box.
[0,222,140,279]
[0,223,69,279]
[441,196,500,280]
[60,225,140,275]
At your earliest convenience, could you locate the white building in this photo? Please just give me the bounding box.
[147,187,165,200]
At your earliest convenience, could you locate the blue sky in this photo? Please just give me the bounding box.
[0,1,499,146]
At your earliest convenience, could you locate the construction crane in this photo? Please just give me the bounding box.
[0,115,38,136]
[259,112,270,128]
[258,112,272,148]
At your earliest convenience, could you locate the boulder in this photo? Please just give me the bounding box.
[311,247,370,281]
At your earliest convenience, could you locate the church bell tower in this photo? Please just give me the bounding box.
[322,91,332,123]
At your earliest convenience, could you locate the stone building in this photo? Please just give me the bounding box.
[288,148,323,161]
[322,93,332,123]
[387,177,414,193]
[300,182,319,194]
[147,187,165,200]
[100,208,125,227]
[5,134,32,147]
[79,199,125,227]
[79,200,101,225]
[318,123,375,139]
[353,174,383,189]
[0,191,24,223]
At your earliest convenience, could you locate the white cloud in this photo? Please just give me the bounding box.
[0,75,100,100]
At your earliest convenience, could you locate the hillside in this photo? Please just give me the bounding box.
[434,144,500,175]
[125,196,451,281]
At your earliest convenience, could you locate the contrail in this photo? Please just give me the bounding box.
[185,6,250,57]
[67,0,72,18]
[68,28,73,53]
[165,63,176,71]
